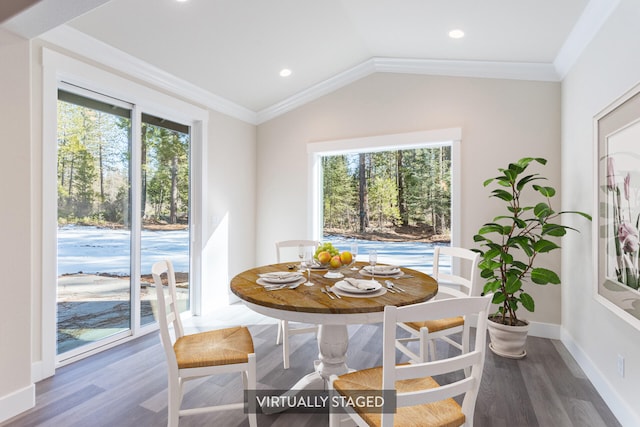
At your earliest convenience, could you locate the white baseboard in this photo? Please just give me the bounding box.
[468,316,561,340]
[0,384,35,423]
[561,329,640,427]
[527,320,561,339]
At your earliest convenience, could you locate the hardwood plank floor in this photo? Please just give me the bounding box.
[1,304,620,427]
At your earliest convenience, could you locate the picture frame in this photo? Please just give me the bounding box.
[594,81,640,330]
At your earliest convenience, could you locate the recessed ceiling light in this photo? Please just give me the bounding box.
[448,29,465,39]
[279,68,292,77]
[176,0,188,2]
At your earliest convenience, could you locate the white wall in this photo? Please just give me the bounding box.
[256,72,567,325]
[562,0,640,424]
[203,109,257,308]
[0,29,35,421]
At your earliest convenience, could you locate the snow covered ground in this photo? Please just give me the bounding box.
[57,225,189,275]
[57,226,447,276]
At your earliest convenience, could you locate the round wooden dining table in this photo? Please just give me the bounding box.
[230,261,438,407]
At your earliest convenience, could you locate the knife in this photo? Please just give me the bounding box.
[326,285,341,298]
[321,287,335,299]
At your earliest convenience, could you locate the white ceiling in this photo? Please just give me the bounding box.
[1,0,620,122]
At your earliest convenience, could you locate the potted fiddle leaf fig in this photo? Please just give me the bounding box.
[473,157,591,358]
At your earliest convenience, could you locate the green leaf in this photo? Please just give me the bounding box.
[491,189,514,201]
[483,280,501,293]
[473,234,486,242]
[531,268,560,284]
[534,202,553,218]
[484,248,501,259]
[533,184,556,197]
[492,291,506,304]
[520,293,535,312]
[512,260,529,271]
[504,276,522,294]
[559,210,593,221]
[478,223,504,235]
[500,251,514,264]
[516,174,544,191]
[483,177,495,187]
[542,224,567,236]
[533,239,560,253]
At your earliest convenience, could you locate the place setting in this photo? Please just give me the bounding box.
[330,278,387,298]
[357,249,406,278]
[256,271,306,290]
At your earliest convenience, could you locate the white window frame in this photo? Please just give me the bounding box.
[40,48,208,375]
[306,128,461,246]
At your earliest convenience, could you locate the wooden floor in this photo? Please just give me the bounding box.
[2,304,620,427]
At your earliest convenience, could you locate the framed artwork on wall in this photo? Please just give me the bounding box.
[595,81,640,330]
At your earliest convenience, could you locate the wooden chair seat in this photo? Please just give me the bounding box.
[396,246,480,364]
[153,260,257,427]
[333,366,465,427]
[330,295,492,427]
[174,326,254,369]
[405,316,464,334]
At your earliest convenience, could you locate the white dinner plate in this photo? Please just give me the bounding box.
[335,279,382,294]
[257,277,306,288]
[258,272,303,284]
[360,265,403,277]
[331,285,387,298]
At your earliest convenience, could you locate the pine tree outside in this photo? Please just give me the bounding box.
[321,147,452,271]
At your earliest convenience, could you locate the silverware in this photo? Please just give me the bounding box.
[321,287,335,299]
[385,280,406,292]
[395,274,414,279]
[326,285,341,299]
[384,283,397,293]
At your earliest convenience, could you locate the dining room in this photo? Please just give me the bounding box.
[1,1,640,426]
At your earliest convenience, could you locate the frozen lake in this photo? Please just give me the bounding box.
[57,226,447,275]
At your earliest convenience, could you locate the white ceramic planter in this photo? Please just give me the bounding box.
[487,318,529,359]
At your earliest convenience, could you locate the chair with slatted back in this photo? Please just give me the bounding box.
[395,246,481,364]
[329,294,492,427]
[274,239,320,369]
[152,260,257,427]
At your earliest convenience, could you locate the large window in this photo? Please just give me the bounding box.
[308,130,460,271]
[56,89,191,359]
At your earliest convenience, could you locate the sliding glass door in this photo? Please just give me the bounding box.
[56,88,191,358]
[140,114,191,327]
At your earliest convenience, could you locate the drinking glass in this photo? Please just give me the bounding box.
[303,249,315,286]
[350,241,359,270]
[297,244,305,271]
[368,250,378,281]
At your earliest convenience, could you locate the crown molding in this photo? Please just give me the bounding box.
[256,57,560,124]
[39,25,258,124]
[38,21,602,126]
[553,0,621,79]
[373,57,559,81]
[256,59,377,124]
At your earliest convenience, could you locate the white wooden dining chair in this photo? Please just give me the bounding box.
[274,239,320,369]
[329,294,492,427]
[396,246,481,364]
[152,260,257,427]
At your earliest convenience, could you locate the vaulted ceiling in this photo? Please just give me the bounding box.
[1,0,619,123]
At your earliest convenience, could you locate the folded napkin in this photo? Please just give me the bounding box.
[344,278,378,291]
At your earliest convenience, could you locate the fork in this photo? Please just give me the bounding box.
[321,287,335,299]
[326,285,341,299]
[385,280,406,292]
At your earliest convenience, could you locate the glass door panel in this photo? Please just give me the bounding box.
[140,114,191,326]
[56,90,132,355]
